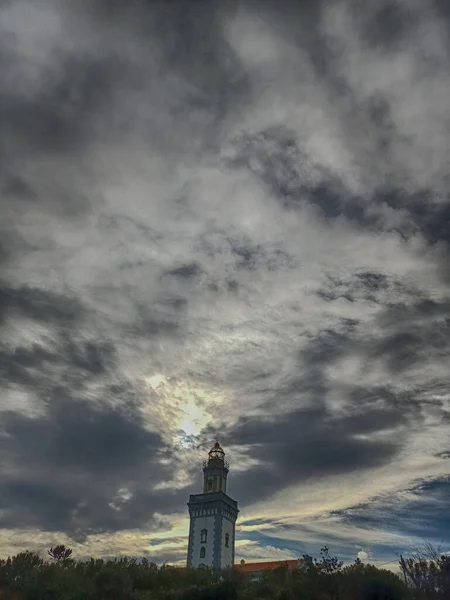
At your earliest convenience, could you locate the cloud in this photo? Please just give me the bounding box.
[0,389,189,539]
[219,403,403,507]
[357,550,370,561]
[0,0,449,567]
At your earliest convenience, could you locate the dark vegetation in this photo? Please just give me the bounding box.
[0,544,448,600]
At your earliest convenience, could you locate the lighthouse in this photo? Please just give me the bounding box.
[186,442,239,569]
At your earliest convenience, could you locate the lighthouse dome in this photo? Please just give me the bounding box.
[208,441,225,462]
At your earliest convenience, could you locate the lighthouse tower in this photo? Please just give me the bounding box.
[187,442,239,570]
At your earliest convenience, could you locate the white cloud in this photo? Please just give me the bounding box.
[357,550,370,561]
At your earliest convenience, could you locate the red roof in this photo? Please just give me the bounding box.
[234,559,300,573]
[168,559,301,573]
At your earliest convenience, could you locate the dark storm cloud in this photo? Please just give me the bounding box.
[0,286,188,540]
[64,339,116,375]
[0,57,140,260]
[347,385,424,418]
[229,239,296,272]
[419,200,450,246]
[0,174,36,200]
[75,0,249,155]
[129,299,183,338]
[149,537,185,548]
[219,402,404,506]
[0,285,85,326]
[0,45,138,157]
[332,478,450,543]
[0,338,114,386]
[225,126,383,229]
[436,450,450,459]
[355,272,388,292]
[0,393,186,538]
[227,123,446,247]
[164,263,203,279]
[0,286,117,393]
[314,273,450,377]
[361,3,415,51]
[300,324,356,367]
[317,274,386,303]
[0,285,185,538]
[369,298,450,373]
[372,185,450,247]
[195,233,297,279]
[0,344,60,388]
[226,121,450,250]
[273,318,360,403]
[225,125,309,200]
[130,314,180,338]
[239,517,279,528]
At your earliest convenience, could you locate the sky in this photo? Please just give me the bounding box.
[1,0,450,573]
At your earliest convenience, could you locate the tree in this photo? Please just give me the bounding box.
[48,545,73,564]
[314,546,343,575]
[342,561,407,600]
[399,548,450,598]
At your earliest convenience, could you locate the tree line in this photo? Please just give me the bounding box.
[0,542,448,599]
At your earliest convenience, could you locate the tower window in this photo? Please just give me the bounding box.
[207,479,213,491]
[200,546,206,559]
[200,529,207,543]
[225,533,229,547]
